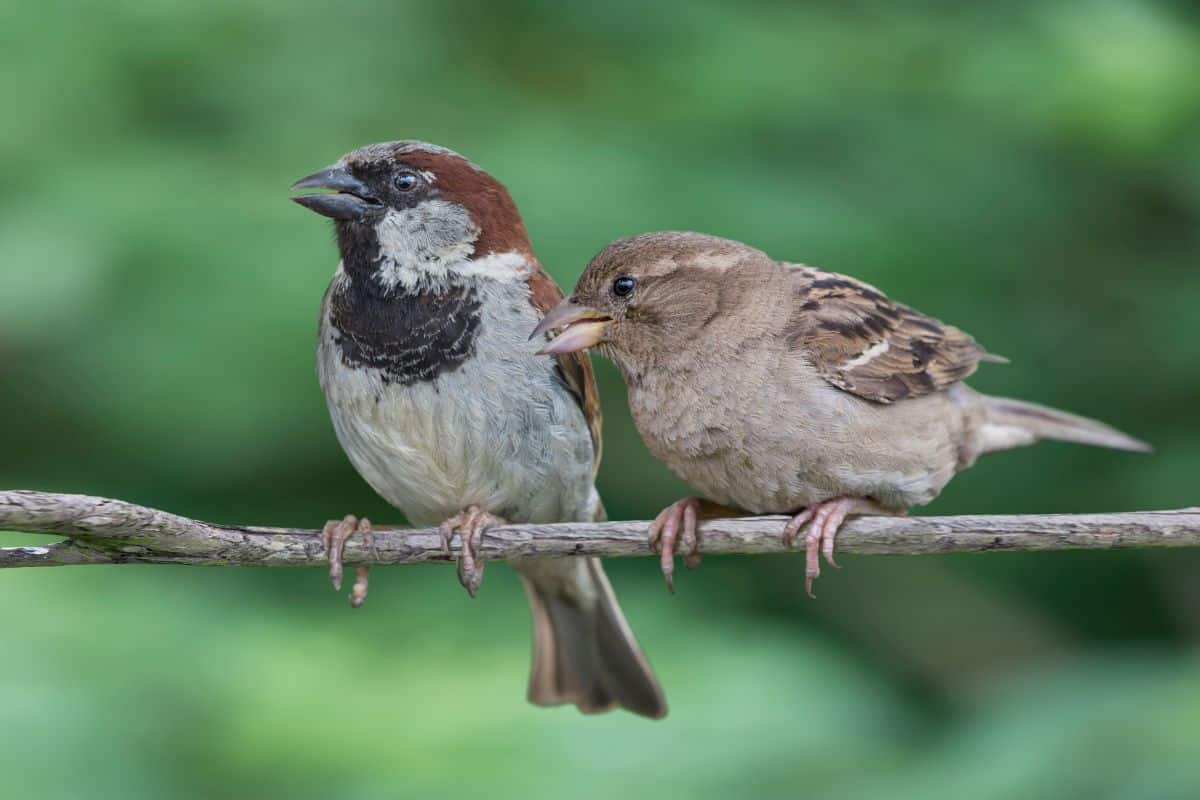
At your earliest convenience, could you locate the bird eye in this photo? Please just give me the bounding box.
[394,171,419,192]
[612,275,637,297]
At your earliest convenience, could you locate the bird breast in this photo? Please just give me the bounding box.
[317,270,597,528]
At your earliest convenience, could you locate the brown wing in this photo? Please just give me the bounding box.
[786,265,1004,404]
[528,265,603,475]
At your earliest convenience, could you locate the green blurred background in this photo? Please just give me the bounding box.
[2,1,1199,797]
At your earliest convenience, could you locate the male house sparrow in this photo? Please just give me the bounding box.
[532,232,1150,596]
[291,142,666,718]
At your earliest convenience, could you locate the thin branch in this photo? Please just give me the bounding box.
[2,490,1198,570]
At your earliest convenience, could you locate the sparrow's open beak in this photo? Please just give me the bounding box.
[529,300,611,355]
[290,165,384,222]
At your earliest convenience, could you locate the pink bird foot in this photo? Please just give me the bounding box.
[783,497,900,598]
[648,497,704,593]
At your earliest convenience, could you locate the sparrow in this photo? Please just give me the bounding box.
[290,142,666,718]
[531,231,1151,596]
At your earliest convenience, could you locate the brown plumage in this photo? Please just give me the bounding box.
[534,231,1150,596]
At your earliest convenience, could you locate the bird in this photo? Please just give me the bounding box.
[290,141,666,718]
[530,231,1151,596]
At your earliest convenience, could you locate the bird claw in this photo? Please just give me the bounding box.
[321,515,375,607]
[784,497,891,598]
[439,505,504,598]
[781,508,815,550]
[648,497,703,593]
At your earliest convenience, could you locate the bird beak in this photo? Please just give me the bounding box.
[290,165,384,222]
[529,300,611,355]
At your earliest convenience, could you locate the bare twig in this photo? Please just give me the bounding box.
[2,490,1198,570]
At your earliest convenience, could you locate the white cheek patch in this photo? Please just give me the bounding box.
[372,201,532,291]
[374,201,478,292]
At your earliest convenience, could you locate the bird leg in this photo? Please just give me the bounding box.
[783,497,902,599]
[648,497,703,594]
[439,505,505,598]
[320,515,375,608]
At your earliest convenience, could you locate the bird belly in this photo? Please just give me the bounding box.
[756,389,965,512]
[636,378,964,515]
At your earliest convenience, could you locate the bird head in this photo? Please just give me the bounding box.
[530,232,761,374]
[292,141,532,292]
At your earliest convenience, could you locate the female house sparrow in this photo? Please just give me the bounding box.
[532,232,1150,596]
[291,142,666,718]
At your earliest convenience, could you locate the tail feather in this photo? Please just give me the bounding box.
[518,557,667,719]
[980,395,1151,454]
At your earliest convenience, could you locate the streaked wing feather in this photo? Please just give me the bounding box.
[785,264,999,404]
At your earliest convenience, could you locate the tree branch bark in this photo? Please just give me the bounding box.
[2,490,1198,570]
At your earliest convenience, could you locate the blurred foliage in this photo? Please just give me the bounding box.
[2,0,1199,798]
